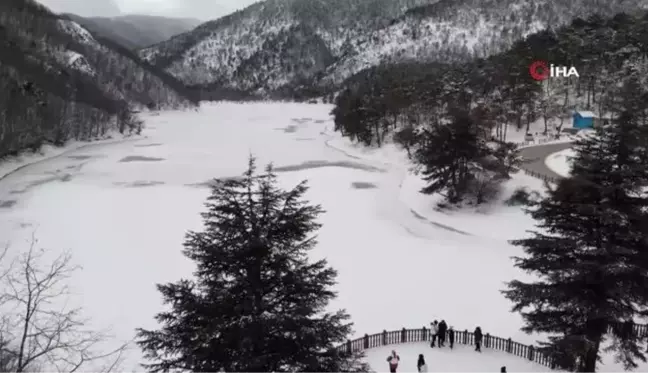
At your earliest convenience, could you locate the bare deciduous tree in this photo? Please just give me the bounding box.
[0,237,128,372]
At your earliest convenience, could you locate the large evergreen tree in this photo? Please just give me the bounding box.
[136,157,365,372]
[503,73,648,372]
[412,109,487,203]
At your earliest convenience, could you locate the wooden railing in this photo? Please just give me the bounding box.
[339,323,648,369]
[520,167,558,183]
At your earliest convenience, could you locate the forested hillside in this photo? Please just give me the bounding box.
[333,12,648,204]
[0,0,199,159]
[139,0,647,99]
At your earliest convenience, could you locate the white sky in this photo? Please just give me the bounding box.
[37,0,261,19]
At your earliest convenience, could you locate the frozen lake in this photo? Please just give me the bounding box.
[0,102,634,371]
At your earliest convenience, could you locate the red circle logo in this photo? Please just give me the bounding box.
[529,60,549,81]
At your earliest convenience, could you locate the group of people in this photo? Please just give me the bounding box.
[429,320,452,348]
[387,350,506,373]
[429,320,483,352]
[384,322,487,372]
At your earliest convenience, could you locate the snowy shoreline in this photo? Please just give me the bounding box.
[0,133,141,182]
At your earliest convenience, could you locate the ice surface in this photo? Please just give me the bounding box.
[0,102,643,371]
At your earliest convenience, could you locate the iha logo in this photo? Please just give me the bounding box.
[529,60,579,81]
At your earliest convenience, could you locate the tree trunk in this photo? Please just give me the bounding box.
[543,115,548,134]
[579,319,606,372]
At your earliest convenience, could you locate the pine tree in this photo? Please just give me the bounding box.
[136,157,366,372]
[413,109,485,203]
[502,74,648,372]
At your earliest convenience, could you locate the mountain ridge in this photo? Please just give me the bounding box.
[62,14,202,50]
[138,0,648,99]
[0,0,198,158]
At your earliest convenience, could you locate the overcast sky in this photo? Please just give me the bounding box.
[37,0,261,19]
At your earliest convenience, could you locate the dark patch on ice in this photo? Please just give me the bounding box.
[10,173,75,194]
[323,140,362,160]
[409,208,470,235]
[295,137,315,141]
[67,155,93,160]
[276,125,298,133]
[185,176,243,188]
[291,118,312,123]
[118,156,165,162]
[134,143,163,148]
[273,160,385,173]
[0,200,17,208]
[114,180,165,187]
[315,120,327,123]
[351,182,377,189]
[410,209,427,221]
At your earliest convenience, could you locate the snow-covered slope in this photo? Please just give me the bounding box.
[53,18,194,107]
[52,20,100,75]
[139,0,437,92]
[139,0,648,96]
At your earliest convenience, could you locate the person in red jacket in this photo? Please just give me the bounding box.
[386,350,400,372]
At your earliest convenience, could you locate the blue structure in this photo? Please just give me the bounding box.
[572,111,596,129]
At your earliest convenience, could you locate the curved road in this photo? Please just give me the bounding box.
[519,142,574,181]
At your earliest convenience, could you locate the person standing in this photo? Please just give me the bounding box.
[448,326,455,349]
[438,320,448,347]
[474,326,483,352]
[387,350,400,373]
[430,321,439,347]
[417,354,428,372]
[500,367,506,372]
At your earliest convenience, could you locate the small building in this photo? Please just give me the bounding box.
[572,111,598,129]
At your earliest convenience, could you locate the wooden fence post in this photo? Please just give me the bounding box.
[363,334,369,349]
[346,339,352,352]
[401,328,407,343]
[507,338,512,353]
[528,345,534,361]
[485,333,490,348]
[382,330,387,345]
[422,326,427,341]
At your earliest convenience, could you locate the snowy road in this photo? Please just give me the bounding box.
[519,142,573,181]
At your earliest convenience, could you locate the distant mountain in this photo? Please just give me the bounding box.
[64,14,202,50]
[139,0,648,99]
[36,0,122,17]
[0,0,198,159]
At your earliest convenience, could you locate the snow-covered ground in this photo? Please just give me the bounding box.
[0,102,641,371]
[364,341,639,372]
[544,148,575,178]
[364,343,548,372]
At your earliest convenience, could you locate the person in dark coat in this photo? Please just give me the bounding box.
[448,326,455,349]
[438,320,448,347]
[500,367,506,372]
[387,350,400,373]
[474,326,483,352]
[417,354,427,372]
